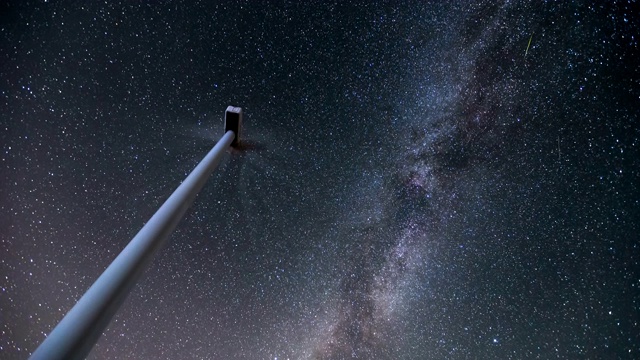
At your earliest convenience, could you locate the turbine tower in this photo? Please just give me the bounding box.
[30,106,243,360]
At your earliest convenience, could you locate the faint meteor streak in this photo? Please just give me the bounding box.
[525,32,533,57]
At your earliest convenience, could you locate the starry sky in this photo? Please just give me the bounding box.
[1,1,639,359]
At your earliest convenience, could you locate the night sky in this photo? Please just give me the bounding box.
[1,1,639,359]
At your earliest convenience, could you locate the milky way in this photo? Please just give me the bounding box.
[1,1,638,359]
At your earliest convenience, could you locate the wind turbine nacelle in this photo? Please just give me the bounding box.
[224,106,242,146]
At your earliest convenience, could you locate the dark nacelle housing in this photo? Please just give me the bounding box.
[224,106,242,146]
